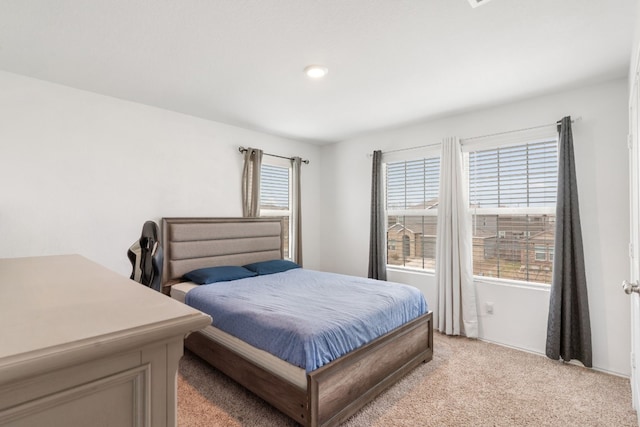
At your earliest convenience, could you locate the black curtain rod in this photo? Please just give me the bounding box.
[379,116,581,156]
[238,146,309,164]
[461,116,581,143]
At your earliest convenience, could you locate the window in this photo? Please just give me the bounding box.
[467,139,558,284]
[260,162,290,258]
[535,245,547,261]
[386,157,440,270]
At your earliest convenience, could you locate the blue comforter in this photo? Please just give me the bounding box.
[185,268,428,372]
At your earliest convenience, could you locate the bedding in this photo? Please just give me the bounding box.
[171,282,308,387]
[184,268,428,372]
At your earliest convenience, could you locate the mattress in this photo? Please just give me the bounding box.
[171,282,307,389]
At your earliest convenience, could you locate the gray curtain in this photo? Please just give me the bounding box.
[368,150,387,280]
[241,147,263,217]
[545,116,592,367]
[291,156,303,266]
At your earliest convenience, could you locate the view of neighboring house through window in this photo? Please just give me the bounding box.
[386,157,440,270]
[466,139,558,284]
[260,162,290,258]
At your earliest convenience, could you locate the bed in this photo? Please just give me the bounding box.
[161,217,433,427]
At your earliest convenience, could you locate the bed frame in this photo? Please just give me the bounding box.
[161,217,433,427]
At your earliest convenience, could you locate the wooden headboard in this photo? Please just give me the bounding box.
[160,217,284,292]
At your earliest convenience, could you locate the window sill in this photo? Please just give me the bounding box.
[387,266,551,291]
[473,276,551,291]
[386,265,435,277]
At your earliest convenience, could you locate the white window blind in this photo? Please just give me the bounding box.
[468,140,558,210]
[260,163,290,258]
[260,164,290,211]
[387,158,440,211]
[385,157,440,270]
[466,138,558,284]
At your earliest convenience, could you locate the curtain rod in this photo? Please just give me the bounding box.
[238,146,310,164]
[461,116,581,143]
[378,116,581,156]
[382,142,441,155]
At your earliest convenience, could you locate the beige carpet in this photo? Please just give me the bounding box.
[178,333,637,426]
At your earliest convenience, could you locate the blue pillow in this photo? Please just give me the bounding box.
[183,266,257,285]
[243,259,301,275]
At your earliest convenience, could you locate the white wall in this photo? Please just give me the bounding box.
[0,71,323,276]
[631,0,640,91]
[0,69,631,376]
[319,79,631,376]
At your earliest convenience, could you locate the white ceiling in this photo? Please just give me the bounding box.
[0,0,637,144]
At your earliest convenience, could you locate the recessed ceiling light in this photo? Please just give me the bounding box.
[304,65,328,79]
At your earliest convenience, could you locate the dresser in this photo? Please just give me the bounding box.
[0,255,211,427]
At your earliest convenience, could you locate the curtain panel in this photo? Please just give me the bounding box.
[368,150,387,280]
[291,156,303,266]
[435,137,478,337]
[545,116,592,367]
[241,147,263,217]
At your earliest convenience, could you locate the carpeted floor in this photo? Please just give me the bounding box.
[178,333,637,426]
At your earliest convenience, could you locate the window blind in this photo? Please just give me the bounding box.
[468,140,558,209]
[386,158,440,211]
[467,139,558,284]
[385,156,440,270]
[260,164,289,211]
